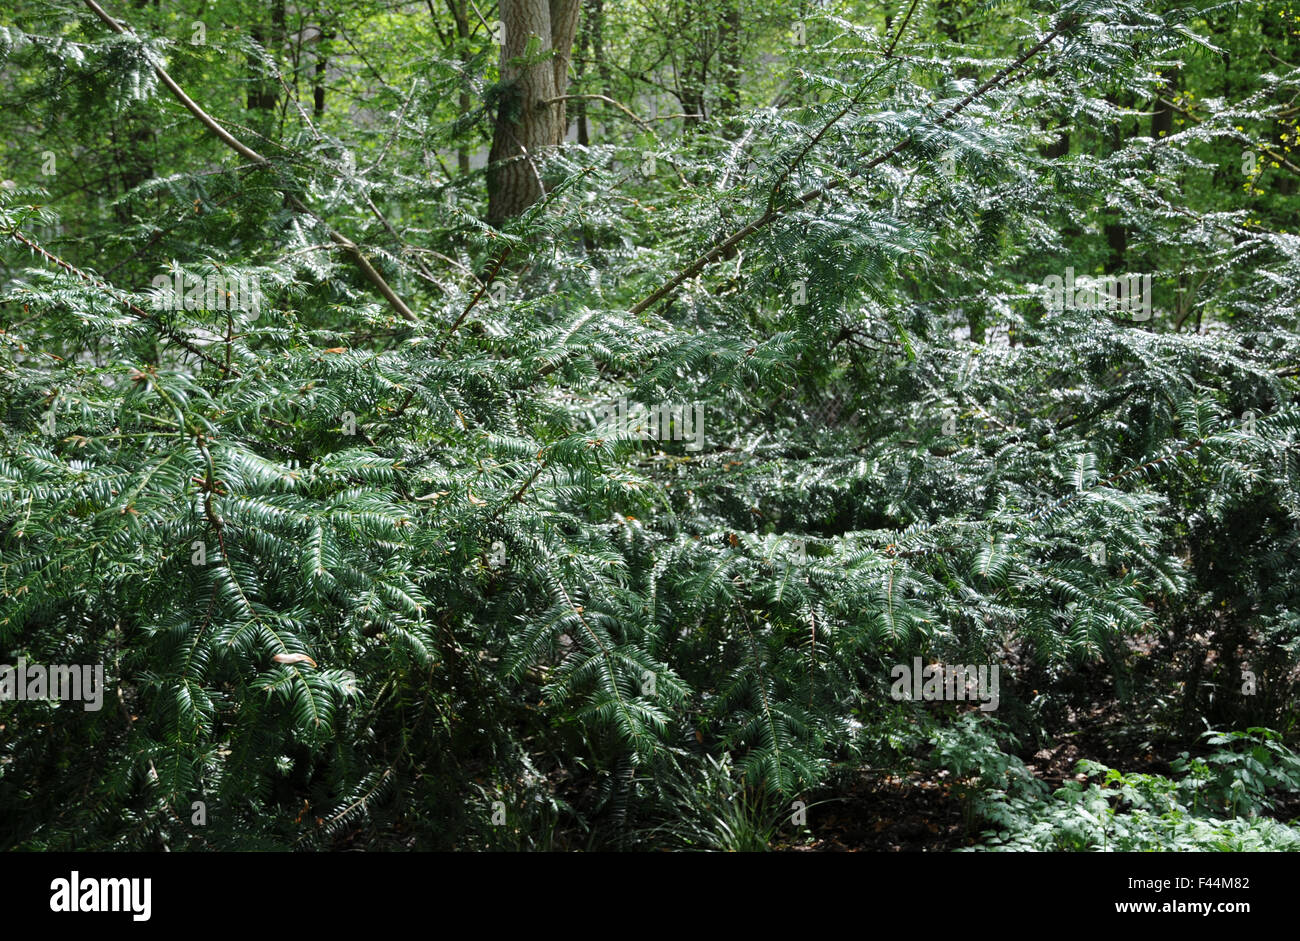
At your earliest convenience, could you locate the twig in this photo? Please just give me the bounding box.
[541,93,652,130]
[82,0,420,324]
[7,228,237,376]
[628,26,1064,317]
[437,246,512,352]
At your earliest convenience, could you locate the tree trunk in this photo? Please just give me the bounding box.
[313,25,334,118]
[247,0,285,112]
[1150,70,1176,142]
[486,0,581,225]
[718,1,741,118]
[574,0,595,145]
[448,0,472,175]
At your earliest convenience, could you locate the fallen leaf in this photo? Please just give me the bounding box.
[273,652,318,668]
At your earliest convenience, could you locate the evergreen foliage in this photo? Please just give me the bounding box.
[0,0,1297,849]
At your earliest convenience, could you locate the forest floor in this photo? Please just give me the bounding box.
[783,624,1300,851]
[788,709,1186,852]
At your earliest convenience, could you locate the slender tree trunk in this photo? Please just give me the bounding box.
[678,81,706,128]
[1040,120,1069,159]
[591,0,611,103]
[247,1,285,112]
[549,0,581,134]
[1150,71,1177,141]
[718,1,741,118]
[449,0,472,175]
[313,25,334,118]
[486,0,581,225]
[574,0,594,145]
[247,24,270,110]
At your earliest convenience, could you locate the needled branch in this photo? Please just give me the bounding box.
[8,228,238,377]
[82,0,420,324]
[629,26,1064,317]
[437,246,512,353]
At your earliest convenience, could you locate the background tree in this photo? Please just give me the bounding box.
[486,0,581,222]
